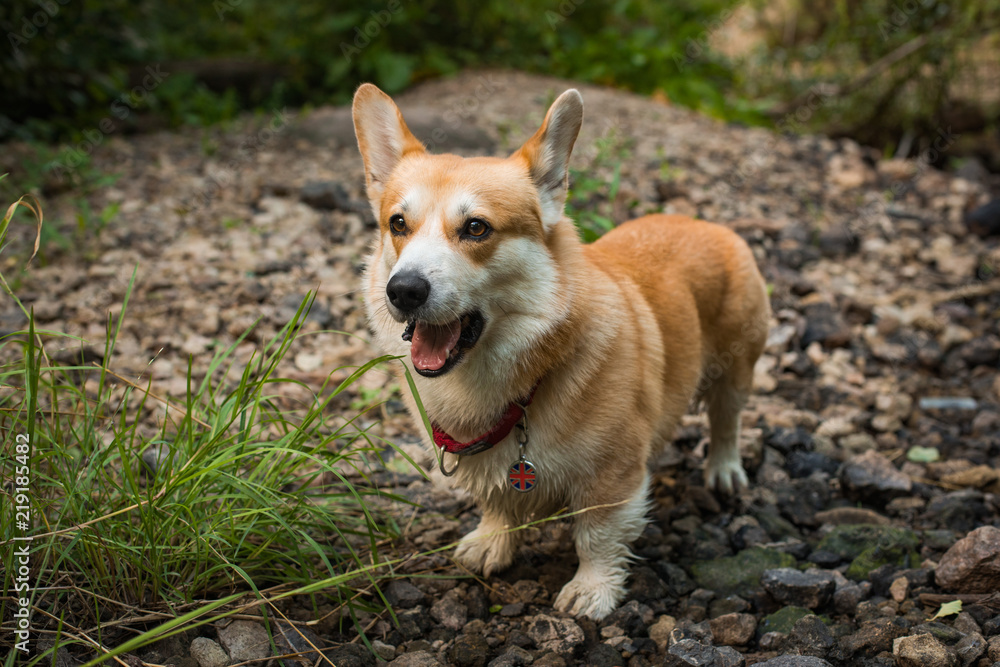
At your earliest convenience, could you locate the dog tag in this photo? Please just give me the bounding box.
[508,458,536,492]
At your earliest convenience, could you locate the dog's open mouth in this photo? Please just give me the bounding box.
[401,311,484,377]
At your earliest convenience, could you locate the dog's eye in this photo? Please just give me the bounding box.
[463,218,491,239]
[389,214,407,235]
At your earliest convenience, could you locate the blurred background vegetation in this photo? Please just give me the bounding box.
[1,0,999,167]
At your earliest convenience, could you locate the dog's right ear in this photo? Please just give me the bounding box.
[352,84,426,208]
[512,89,584,232]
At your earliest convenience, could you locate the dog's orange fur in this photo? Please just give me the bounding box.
[353,84,770,620]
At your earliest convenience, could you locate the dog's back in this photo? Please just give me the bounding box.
[586,214,770,484]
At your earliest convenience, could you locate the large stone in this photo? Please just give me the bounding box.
[761,568,836,609]
[690,547,797,597]
[936,526,1000,594]
[325,644,376,667]
[834,617,908,659]
[840,450,912,503]
[430,590,468,631]
[385,580,426,609]
[217,621,270,663]
[709,613,756,646]
[649,615,677,651]
[955,632,986,666]
[816,524,920,580]
[525,614,585,655]
[666,639,743,666]
[759,607,815,635]
[388,651,443,667]
[449,634,488,667]
[189,638,229,667]
[787,615,835,657]
[893,633,958,667]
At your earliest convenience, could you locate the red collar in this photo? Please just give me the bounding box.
[432,384,539,456]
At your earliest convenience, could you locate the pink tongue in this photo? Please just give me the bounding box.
[411,320,462,371]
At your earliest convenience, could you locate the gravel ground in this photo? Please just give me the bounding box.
[4,69,1000,667]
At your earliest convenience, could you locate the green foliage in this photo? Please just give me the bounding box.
[567,129,633,242]
[744,0,1000,151]
[0,221,424,655]
[0,147,121,264]
[1,0,762,142]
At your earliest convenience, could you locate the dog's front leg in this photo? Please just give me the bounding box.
[454,507,523,577]
[554,472,651,620]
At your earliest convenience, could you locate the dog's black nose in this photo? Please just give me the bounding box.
[386,272,430,312]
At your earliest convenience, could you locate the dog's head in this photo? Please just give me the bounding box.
[353,84,583,379]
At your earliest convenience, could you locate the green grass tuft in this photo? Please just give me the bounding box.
[0,192,427,662]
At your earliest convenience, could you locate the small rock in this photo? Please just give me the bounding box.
[965,198,1000,238]
[988,635,1000,660]
[32,298,63,322]
[585,643,623,667]
[941,465,1000,490]
[500,602,525,617]
[837,617,908,658]
[388,651,443,667]
[386,580,426,609]
[526,614,584,655]
[325,644,376,667]
[140,443,171,476]
[761,568,836,609]
[430,590,468,631]
[293,351,323,373]
[217,621,270,663]
[372,640,396,661]
[273,621,329,667]
[801,303,852,349]
[936,526,1000,593]
[893,633,958,667]
[709,613,756,646]
[834,582,872,615]
[958,336,1000,368]
[300,181,352,211]
[955,632,986,666]
[488,645,533,667]
[449,634,488,667]
[649,615,677,651]
[840,450,912,503]
[190,638,229,667]
[807,550,842,568]
[890,576,909,602]
[760,607,815,635]
[667,639,743,667]
[787,615,835,657]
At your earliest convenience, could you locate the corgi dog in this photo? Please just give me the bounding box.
[352,84,769,620]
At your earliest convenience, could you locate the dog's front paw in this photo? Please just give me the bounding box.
[454,524,517,577]
[553,572,626,621]
[704,455,749,494]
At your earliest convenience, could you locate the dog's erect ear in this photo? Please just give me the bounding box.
[352,83,426,208]
[513,89,583,231]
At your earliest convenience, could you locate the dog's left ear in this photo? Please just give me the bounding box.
[513,89,584,231]
[352,83,426,209]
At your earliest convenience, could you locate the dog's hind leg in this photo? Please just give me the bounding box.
[703,357,754,494]
[554,471,651,620]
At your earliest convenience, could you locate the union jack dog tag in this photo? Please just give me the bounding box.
[508,458,536,492]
